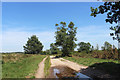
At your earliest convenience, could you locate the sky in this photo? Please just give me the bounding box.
[1,2,118,52]
[1,0,103,2]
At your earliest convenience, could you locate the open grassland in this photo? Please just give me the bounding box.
[44,56,51,78]
[2,53,46,78]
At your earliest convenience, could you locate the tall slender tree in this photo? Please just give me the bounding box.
[55,22,77,56]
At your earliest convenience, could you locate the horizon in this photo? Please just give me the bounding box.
[1,2,118,52]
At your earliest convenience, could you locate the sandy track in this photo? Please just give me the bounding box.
[35,56,47,78]
[50,56,88,71]
[50,56,112,78]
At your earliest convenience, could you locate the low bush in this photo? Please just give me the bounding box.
[92,50,118,60]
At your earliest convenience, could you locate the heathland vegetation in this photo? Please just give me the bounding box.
[2,53,46,78]
[2,1,120,79]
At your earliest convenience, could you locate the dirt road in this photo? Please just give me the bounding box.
[48,56,90,78]
[50,56,88,71]
[35,56,47,78]
[48,56,112,78]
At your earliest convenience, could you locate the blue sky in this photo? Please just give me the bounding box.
[2,0,103,2]
[1,2,118,52]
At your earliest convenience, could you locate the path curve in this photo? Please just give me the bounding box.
[35,56,47,78]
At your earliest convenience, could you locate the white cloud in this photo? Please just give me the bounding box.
[1,25,118,52]
[2,31,55,52]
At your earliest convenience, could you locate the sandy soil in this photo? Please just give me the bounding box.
[50,56,88,71]
[48,56,112,78]
[35,56,47,78]
[48,56,88,78]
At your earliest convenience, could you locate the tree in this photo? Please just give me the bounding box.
[50,43,59,54]
[23,35,43,54]
[112,45,118,59]
[91,46,94,52]
[55,22,77,56]
[96,44,99,50]
[45,49,51,55]
[104,41,112,50]
[101,46,105,51]
[101,41,113,59]
[90,1,120,50]
[91,2,120,23]
[113,45,116,49]
[101,41,112,51]
[77,42,91,53]
[112,45,117,53]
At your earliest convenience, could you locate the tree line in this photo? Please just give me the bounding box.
[23,22,77,57]
[23,21,119,60]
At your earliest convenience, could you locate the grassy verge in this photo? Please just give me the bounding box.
[44,56,51,77]
[2,54,46,78]
[64,56,120,76]
[64,56,118,66]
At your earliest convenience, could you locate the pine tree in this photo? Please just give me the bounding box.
[23,35,43,54]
